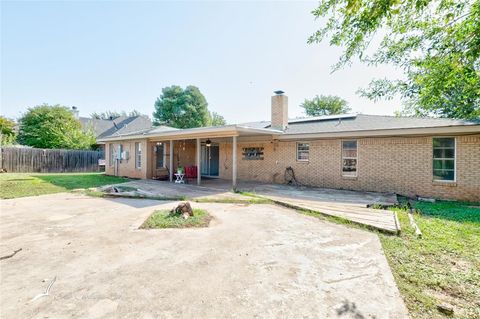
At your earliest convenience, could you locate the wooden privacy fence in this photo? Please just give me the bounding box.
[0,147,104,173]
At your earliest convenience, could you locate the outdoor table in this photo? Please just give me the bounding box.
[174,173,185,184]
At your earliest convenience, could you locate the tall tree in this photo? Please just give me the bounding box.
[209,111,227,126]
[18,104,96,149]
[309,0,480,119]
[153,85,211,128]
[0,116,17,145]
[301,95,351,116]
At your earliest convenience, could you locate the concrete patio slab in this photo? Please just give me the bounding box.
[0,193,409,318]
[113,179,400,233]
[114,179,252,201]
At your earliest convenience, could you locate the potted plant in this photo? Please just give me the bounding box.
[177,166,184,174]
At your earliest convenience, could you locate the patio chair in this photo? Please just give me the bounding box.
[185,166,198,183]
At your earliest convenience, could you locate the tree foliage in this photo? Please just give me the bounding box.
[18,104,96,149]
[309,0,480,119]
[0,116,17,145]
[153,85,211,128]
[209,111,227,126]
[301,95,351,116]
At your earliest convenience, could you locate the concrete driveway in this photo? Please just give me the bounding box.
[0,193,408,318]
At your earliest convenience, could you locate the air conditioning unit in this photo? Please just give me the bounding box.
[121,151,130,160]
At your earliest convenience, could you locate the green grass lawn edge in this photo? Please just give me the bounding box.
[0,172,130,199]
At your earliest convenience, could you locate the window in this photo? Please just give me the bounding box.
[296,143,309,161]
[433,137,455,181]
[109,143,114,166]
[155,143,164,168]
[342,140,357,176]
[135,142,141,169]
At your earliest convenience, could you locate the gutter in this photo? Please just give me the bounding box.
[277,125,480,140]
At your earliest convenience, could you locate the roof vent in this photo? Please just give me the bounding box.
[274,90,284,95]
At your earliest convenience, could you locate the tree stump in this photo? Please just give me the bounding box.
[171,202,194,219]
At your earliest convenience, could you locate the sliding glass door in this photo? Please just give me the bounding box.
[201,144,219,177]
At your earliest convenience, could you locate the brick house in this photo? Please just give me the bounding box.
[77,111,152,153]
[98,91,480,201]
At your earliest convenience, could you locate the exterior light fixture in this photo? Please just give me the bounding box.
[206,139,212,147]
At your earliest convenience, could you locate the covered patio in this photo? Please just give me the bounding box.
[147,125,282,188]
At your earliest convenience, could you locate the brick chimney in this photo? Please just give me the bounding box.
[271,90,288,130]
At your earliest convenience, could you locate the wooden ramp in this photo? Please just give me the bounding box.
[255,193,400,234]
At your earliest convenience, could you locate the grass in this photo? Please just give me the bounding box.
[101,193,187,201]
[0,173,129,199]
[379,201,480,319]
[193,197,273,204]
[141,208,212,229]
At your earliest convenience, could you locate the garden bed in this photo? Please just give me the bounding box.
[141,208,212,229]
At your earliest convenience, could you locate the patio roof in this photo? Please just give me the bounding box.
[97,124,283,142]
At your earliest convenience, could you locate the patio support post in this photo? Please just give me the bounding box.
[232,135,237,189]
[196,138,201,185]
[169,140,173,182]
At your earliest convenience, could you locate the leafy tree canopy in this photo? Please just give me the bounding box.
[153,85,212,128]
[18,104,96,149]
[301,95,351,116]
[0,116,17,145]
[91,110,143,120]
[309,0,480,119]
[209,111,227,126]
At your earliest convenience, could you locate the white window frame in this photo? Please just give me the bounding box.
[135,142,142,169]
[296,142,310,162]
[341,140,358,177]
[432,137,456,182]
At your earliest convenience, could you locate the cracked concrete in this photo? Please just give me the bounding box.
[0,193,408,318]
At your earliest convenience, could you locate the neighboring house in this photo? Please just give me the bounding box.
[98,92,480,201]
[76,109,153,153]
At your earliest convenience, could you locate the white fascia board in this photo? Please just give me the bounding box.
[278,125,480,140]
[97,125,283,142]
[98,124,479,143]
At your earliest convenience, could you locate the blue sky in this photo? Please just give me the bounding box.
[1,1,403,123]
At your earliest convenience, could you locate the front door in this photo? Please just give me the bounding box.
[201,144,219,177]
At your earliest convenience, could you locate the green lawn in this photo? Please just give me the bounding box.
[380,201,480,319]
[0,173,129,199]
[141,208,212,229]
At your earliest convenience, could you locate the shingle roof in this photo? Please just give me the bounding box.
[241,114,479,135]
[79,116,154,139]
[97,113,479,141]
